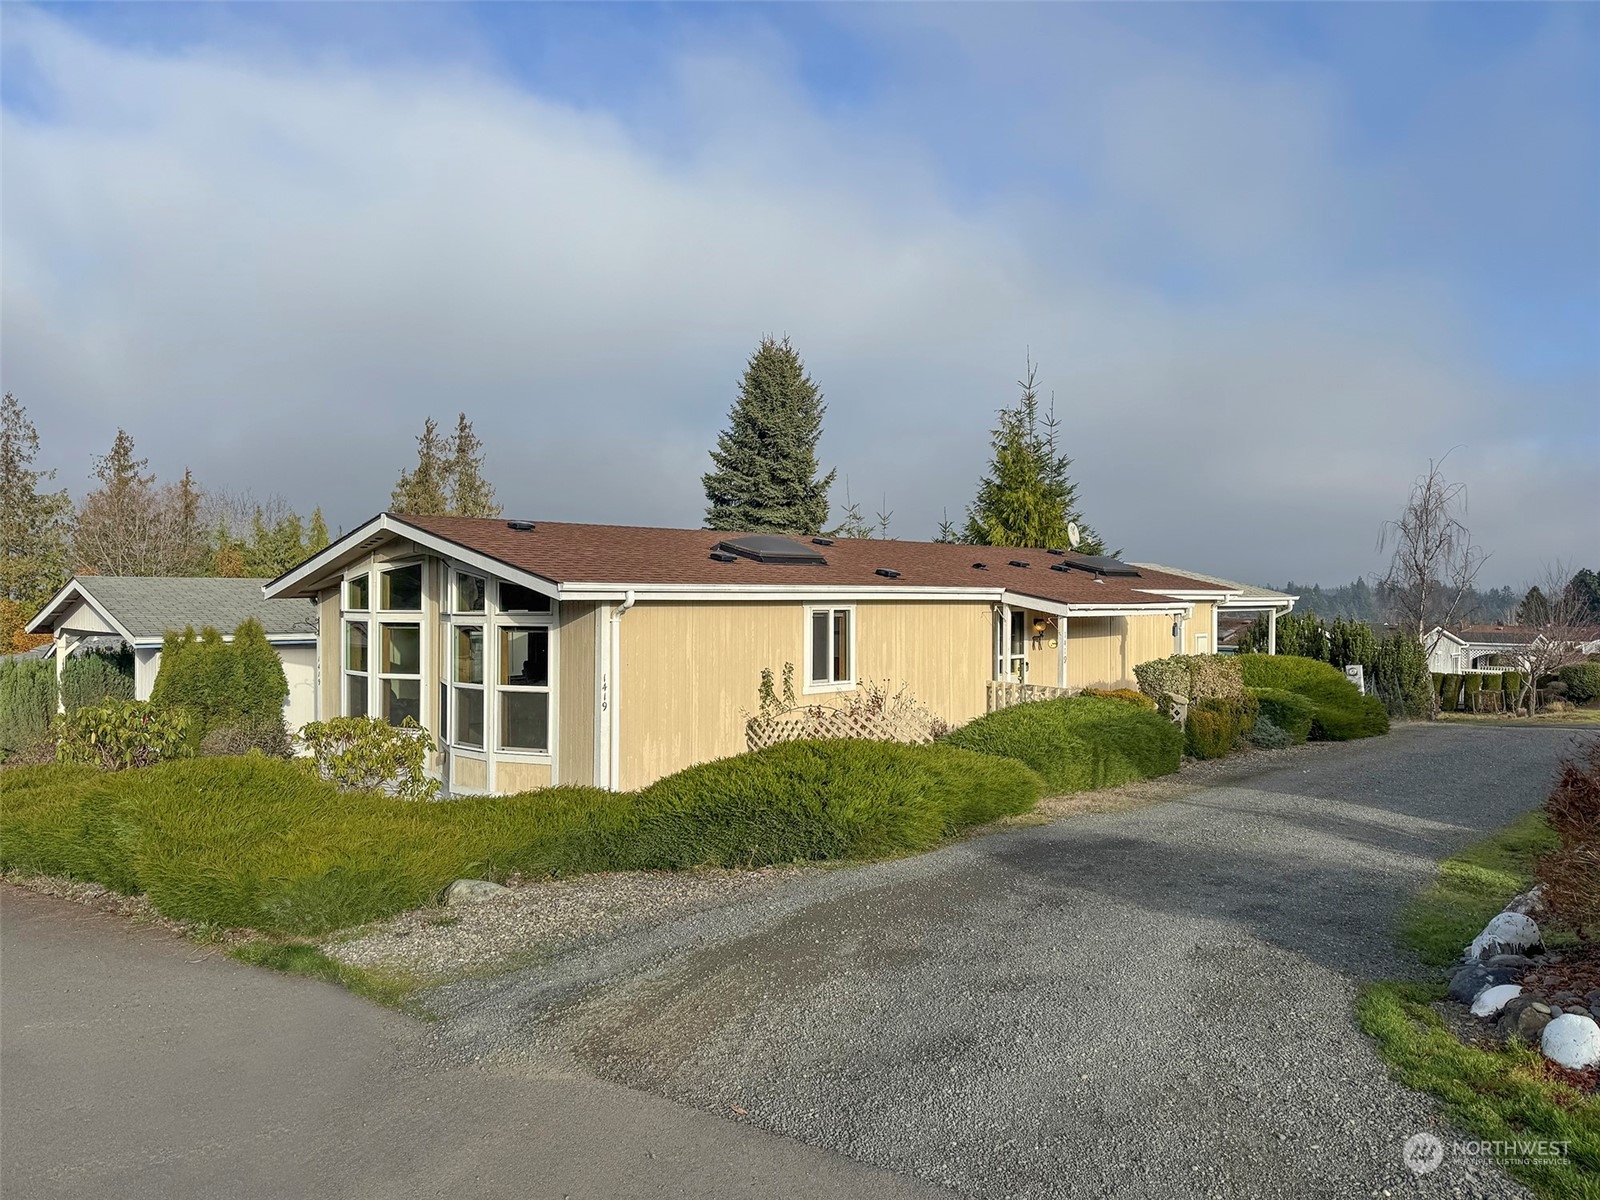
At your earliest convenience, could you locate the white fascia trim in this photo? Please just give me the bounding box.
[264,514,560,601]
[124,634,319,649]
[24,579,139,644]
[556,584,1006,603]
[1014,593,1194,619]
[1134,588,1239,602]
[1217,598,1297,612]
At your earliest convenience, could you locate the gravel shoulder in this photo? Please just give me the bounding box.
[420,724,1591,1199]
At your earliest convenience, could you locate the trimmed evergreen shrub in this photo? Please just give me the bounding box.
[1132,654,1245,703]
[152,620,288,747]
[1557,663,1600,705]
[1079,687,1157,710]
[942,695,1183,793]
[1370,630,1432,719]
[1184,694,1259,759]
[1236,655,1389,740]
[0,743,1044,936]
[59,651,134,715]
[1248,688,1316,743]
[0,658,57,756]
[1246,716,1294,750]
[1463,673,1484,708]
[1439,674,1463,712]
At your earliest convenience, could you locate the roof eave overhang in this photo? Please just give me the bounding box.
[23,578,138,644]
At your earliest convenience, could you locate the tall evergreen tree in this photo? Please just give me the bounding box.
[0,394,73,651]
[73,429,207,576]
[390,417,451,515]
[703,336,835,534]
[446,412,501,518]
[308,507,331,552]
[962,358,1105,552]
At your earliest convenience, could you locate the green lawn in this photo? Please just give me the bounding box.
[1438,710,1600,727]
[1359,813,1599,1199]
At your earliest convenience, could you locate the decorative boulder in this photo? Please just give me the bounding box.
[1540,1013,1600,1070]
[1470,983,1522,1018]
[1447,963,1520,1005]
[1496,997,1556,1044]
[1502,886,1547,919]
[443,879,512,904]
[1468,912,1541,961]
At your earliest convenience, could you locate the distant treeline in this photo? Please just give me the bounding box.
[1272,578,1520,625]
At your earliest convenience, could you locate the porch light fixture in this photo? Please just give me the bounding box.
[1032,617,1048,635]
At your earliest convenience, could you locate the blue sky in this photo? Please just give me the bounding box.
[3,2,1596,583]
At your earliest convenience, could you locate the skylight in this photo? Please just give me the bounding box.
[714,535,829,566]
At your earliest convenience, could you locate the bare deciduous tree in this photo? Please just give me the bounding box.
[1378,453,1489,695]
[1505,561,1600,716]
[72,431,208,577]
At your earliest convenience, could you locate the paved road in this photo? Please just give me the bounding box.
[429,725,1593,1199]
[0,889,940,1200]
[3,725,1588,1199]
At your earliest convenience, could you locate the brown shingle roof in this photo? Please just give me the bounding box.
[390,514,1227,608]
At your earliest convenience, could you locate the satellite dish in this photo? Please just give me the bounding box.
[1067,522,1082,550]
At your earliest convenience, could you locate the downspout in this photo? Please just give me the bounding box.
[607,590,636,791]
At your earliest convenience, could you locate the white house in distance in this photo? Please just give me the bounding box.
[1425,623,1600,675]
[1130,564,1298,654]
[25,576,321,734]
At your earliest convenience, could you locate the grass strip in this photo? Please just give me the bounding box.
[229,941,428,1014]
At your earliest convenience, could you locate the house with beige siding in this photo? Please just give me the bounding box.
[264,514,1239,794]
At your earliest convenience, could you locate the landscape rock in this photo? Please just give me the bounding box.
[1447,962,1519,1005]
[1497,997,1556,1043]
[1470,984,1522,1018]
[1540,1013,1600,1070]
[1484,953,1535,973]
[1468,912,1541,961]
[1502,886,1547,919]
[443,879,512,905]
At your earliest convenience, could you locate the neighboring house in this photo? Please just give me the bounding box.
[1425,624,1600,675]
[265,513,1241,794]
[26,577,321,733]
[1129,565,1297,654]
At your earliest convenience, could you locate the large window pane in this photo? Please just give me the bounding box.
[833,610,851,681]
[455,573,485,613]
[455,626,483,684]
[500,627,549,687]
[383,678,422,726]
[500,581,550,612]
[381,564,422,610]
[346,621,368,672]
[453,687,484,748]
[346,673,368,717]
[347,574,369,610]
[499,690,549,752]
[383,624,421,674]
[811,610,830,682]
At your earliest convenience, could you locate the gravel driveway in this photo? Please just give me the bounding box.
[427,724,1594,1199]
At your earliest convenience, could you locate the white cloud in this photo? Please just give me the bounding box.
[2,8,1594,586]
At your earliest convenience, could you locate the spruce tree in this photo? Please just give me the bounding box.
[962,358,1105,553]
[446,412,501,518]
[703,336,835,534]
[308,508,331,552]
[390,417,451,515]
[0,394,72,651]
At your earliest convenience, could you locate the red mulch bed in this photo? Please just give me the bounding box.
[1518,940,1600,1096]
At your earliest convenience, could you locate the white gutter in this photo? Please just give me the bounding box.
[607,589,636,791]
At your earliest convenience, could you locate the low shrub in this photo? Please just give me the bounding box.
[298,716,437,802]
[1246,716,1294,750]
[1184,693,1259,759]
[1501,670,1525,700]
[1557,662,1600,705]
[1463,673,1484,702]
[1079,687,1156,711]
[1536,741,1599,935]
[55,699,192,771]
[1236,655,1389,741]
[1248,688,1316,744]
[0,741,1045,935]
[199,719,293,759]
[942,695,1182,794]
[59,650,134,715]
[1133,654,1244,704]
[0,658,57,757]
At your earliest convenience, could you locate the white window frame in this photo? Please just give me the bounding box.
[376,619,425,728]
[804,605,857,694]
[453,569,487,616]
[450,622,486,750]
[495,622,553,755]
[340,557,429,730]
[342,617,370,718]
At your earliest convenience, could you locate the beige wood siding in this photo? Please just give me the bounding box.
[1188,602,1216,654]
[1124,611,1178,671]
[452,755,488,793]
[317,589,340,718]
[556,601,599,787]
[496,760,552,793]
[1022,610,1062,685]
[616,599,992,791]
[1065,616,1121,689]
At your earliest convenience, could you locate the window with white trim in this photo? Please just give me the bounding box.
[455,571,485,614]
[499,580,551,613]
[344,620,369,717]
[806,607,854,690]
[379,621,422,726]
[453,624,485,747]
[381,563,423,611]
[498,626,550,751]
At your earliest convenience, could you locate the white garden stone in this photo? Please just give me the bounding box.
[1467,912,1540,960]
[1470,984,1522,1018]
[1540,1013,1600,1070]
